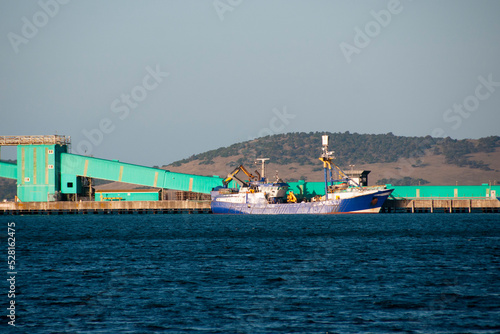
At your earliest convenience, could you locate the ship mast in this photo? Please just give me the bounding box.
[319,135,335,197]
[255,158,269,182]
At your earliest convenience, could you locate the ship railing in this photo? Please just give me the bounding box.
[217,188,239,195]
[331,185,385,193]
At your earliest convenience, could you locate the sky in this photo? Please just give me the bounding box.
[1,0,499,166]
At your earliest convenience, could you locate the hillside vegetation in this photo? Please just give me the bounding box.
[164,132,500,186]
[170,132,500,171]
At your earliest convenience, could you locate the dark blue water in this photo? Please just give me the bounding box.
[1,214,499,333]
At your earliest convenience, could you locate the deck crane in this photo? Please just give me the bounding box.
[319,135,360,195]
[222,165,259,187]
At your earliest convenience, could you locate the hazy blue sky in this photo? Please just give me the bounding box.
[1,0,499,166]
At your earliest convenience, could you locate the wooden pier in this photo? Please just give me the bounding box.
[382,198,500,213]
[0,200,212,215]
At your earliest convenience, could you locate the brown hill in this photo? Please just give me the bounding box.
[163,148,500,186]
[164,132,500,186]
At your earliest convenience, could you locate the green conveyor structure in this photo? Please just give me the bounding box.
[0,135,237,202]
[0,161,17,180]
[60,153,231,195]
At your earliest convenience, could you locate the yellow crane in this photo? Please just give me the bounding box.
[222,165,259,187]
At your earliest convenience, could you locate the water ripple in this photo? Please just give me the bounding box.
[2,213,499,333]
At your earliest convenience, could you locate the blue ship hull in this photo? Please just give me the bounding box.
[211,189,393,214]
[212,134,394,214]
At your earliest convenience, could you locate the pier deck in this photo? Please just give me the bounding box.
[382,198,500,213]
[0,200,212,215]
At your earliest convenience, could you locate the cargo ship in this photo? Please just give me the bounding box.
[210,135,393,214]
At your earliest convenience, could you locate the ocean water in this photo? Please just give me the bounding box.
[1,213,499,333]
